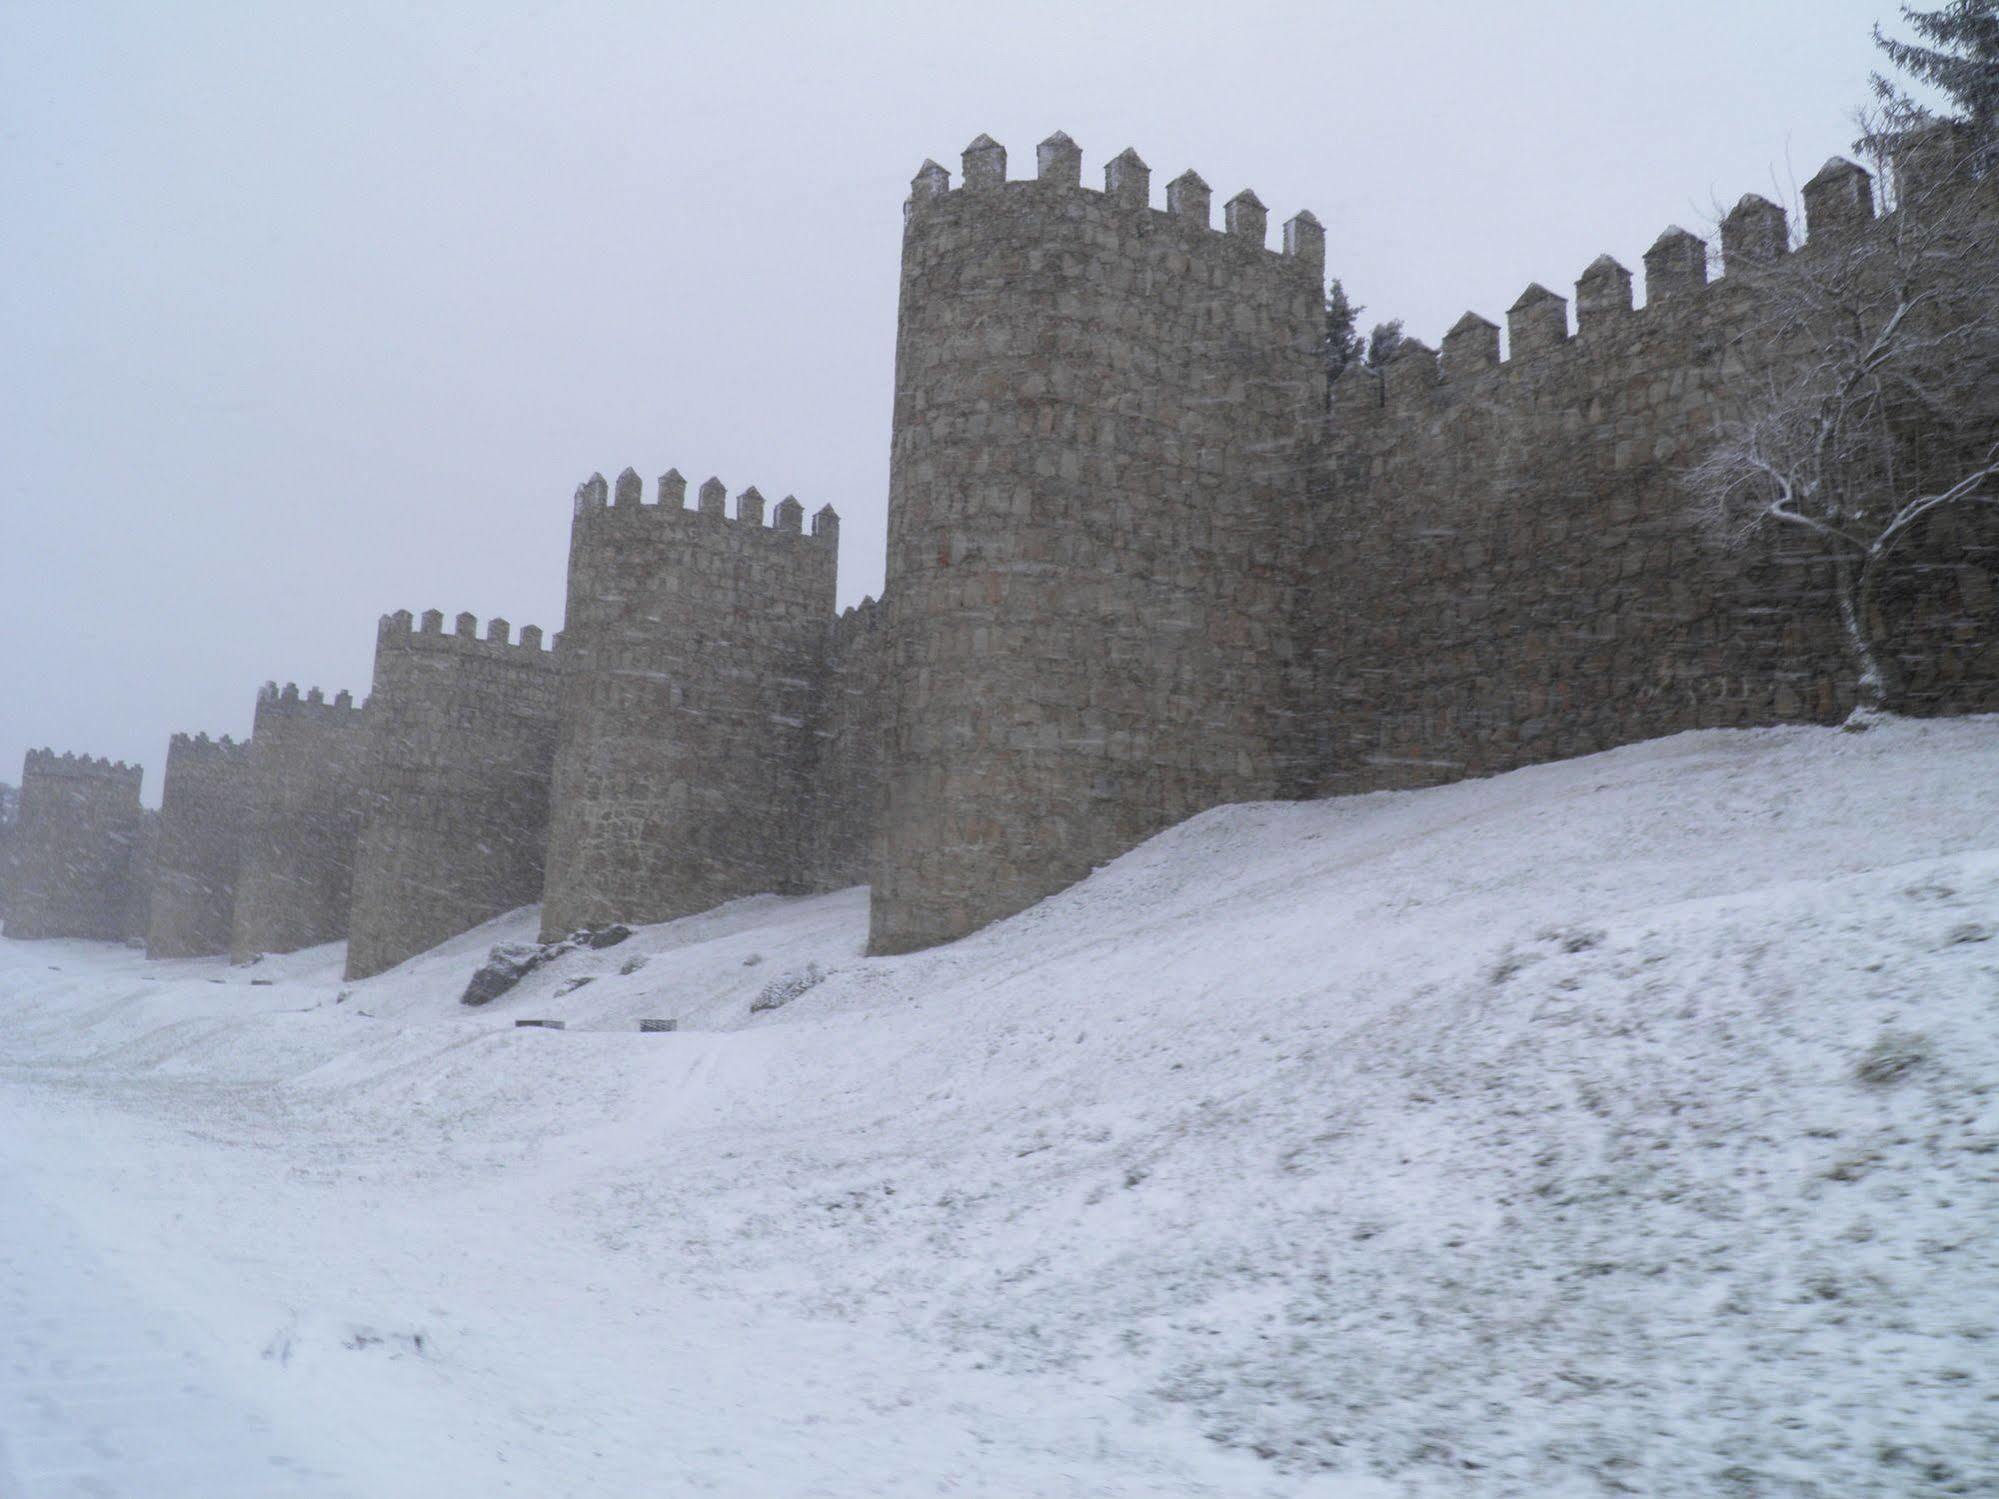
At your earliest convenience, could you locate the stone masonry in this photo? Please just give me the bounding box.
[1312,170,1999,793]
[345,610,560,979]
[871,134,1326,952]
[7,128,1994,972]
[2,750,145,942]
[146,733,251,958]
[231,683,370,962]
[539,470,842,939]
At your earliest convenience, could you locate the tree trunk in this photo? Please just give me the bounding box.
[1835,550,1895,714]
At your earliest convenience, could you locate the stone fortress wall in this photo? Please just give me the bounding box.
[1312,157,1999,795]
[146,732,251,958]
[346,610,560,979]
[2,750,145,942]
[231,683,371,963]
[539,468,842,940]
[6,127,1994,976]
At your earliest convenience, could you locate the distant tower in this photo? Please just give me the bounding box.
[147,732,251,958]
[232,682,370,962]
[3,749,146,941]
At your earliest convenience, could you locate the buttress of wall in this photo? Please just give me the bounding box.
[1314,174,1999,794]
[808,594,890,891]
[232,684,370,962]
[346,611,559,979]
[872,134,1325,955]
[540,470,839,940]
[2,750,145,942]
[146,732,251,958]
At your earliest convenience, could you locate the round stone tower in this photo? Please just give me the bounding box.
[871,132,1325,954]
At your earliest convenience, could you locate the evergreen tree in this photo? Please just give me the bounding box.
[1873,2,1999,164]
[1324,279,1365,382]
[1364,320,1405,370]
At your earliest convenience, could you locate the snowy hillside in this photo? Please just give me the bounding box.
[3,718,1997,1498]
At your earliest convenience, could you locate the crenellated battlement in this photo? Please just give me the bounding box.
[151,728,252,957]
[14,125,1986,970]
[23,748,145,785]
[376,608,557,663]
[905,131,1324,278]
[570,466,839,548]
[7,747,145,941]
[166,731,249,765]
[1330,155,1916,427]
[254,681,364,724]
[833,593,883,632]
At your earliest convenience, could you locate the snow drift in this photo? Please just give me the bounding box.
[2,718,1996,1497]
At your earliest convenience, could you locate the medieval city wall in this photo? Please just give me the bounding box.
[8,133,1994,971]
[870,133,1326,954]
[345,611,560,979]
[232,683,370,962]
[1312,165,1999,795]
[808,594,889,892]
[146,732,250,957]
[539,469,839,939]
[2,750,145,942]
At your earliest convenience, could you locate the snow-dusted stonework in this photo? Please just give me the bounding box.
[2,750,145,942]
[146,732,250,959]
[866,131,1997,949]
[538,472,855,942]
[5,130,1995,966]
[230,683,369,963]
[345,610,560,980]
[1315,165,1998,797]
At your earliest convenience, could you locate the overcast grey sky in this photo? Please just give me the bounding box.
[1,0,1904,802]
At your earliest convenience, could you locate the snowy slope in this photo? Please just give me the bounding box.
[2,717,1997,1498]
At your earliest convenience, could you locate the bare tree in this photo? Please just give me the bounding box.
[1685,112,1999,715]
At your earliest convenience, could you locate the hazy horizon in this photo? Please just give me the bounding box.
[2,0,1911,803]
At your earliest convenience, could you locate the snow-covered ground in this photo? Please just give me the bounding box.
[3,718,1997,1498]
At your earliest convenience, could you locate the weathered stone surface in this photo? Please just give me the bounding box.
[539,470,854,939]
[232,683,369,963]
[1312,201,1999,796]
[346,611,560,981]
[19,133,1988,980]
[147,733,250,958]
[2,750,145,942]
[872,138,1324,953]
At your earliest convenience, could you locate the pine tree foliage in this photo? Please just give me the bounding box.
[1324,279,1365,382]
[1364,321,1406,370]
[1872,2,1999,166]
